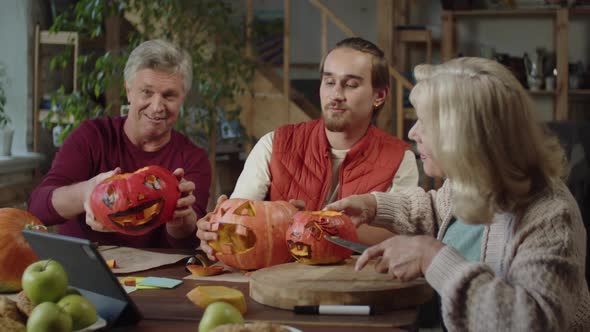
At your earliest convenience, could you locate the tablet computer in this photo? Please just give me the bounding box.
[22,229,142,327]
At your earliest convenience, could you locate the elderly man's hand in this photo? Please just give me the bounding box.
[83,168,121,232]
[324,193,377,227]
[196,195,228,261]
[166,168,199,239]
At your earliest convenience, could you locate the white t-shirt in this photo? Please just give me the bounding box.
[231,131,419,206]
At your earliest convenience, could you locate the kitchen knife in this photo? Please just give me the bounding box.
[324,236,369,254]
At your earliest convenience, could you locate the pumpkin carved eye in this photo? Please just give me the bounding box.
[102,185,118,209]
[144,174,162,190]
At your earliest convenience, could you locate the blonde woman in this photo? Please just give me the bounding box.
[326,57,590,331]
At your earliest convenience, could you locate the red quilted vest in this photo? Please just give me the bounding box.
[269,119,409,210]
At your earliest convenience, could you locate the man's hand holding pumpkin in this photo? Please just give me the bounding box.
[196,195,228,261]
[83,167,121,232]
[166,168,198,239]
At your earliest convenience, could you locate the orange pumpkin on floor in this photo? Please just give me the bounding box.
[0,208,47,292]
[286,210,358,264]
[208,199,297,270]
[89,166,180,236]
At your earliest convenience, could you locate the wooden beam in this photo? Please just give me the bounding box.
[555,8,568,121]
[33,25,40,153]
[308,0,356,37]
[441,11,455,61]
[376,0,394,133]
[321,12,327,59]
[105,14,121,116]
[396,84,404,138]
[284,0,291,124]
[246,0,253,58]
[391,0,408,138]
[245,0,254,152]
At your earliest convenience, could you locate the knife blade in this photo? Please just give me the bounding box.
[324,236,369,254]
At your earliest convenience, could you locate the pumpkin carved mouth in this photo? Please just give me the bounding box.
[108,198,163,229]
[286,240,312,259]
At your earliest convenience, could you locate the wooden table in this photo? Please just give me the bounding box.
[119,253,421,332]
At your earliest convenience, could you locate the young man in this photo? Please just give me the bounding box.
[29,39,211,248]
[197,37,418,259]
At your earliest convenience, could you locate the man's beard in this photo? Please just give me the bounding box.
[323,110,350,132]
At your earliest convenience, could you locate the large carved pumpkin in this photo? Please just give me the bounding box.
[208,199,297,270]
[0,208,47,292]
[286,210,358,265]
[89,166,180,236]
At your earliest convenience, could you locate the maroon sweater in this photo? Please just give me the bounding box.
[28,116,211,248]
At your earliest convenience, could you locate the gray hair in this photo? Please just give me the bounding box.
[124,39,193,93]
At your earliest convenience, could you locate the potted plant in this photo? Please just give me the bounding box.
[0,62,13,156]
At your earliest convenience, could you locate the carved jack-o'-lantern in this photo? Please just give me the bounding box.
[286,210,358,265]
[89,166,180,236]
[208,199,297,270]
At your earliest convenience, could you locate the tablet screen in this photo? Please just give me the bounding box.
[22,229,142,327]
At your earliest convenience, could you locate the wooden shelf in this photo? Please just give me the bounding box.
[570,89,590,95]
[441,8,578,121]
[397,29,432,43]
[39,30,78,45]
[38,109,75,124]
[445,7,590,17]
[529,90,556,96]
[571,8,590,16]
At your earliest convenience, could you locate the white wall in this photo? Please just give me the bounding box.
[0,0,32,154]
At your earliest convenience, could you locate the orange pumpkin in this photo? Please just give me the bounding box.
[286,210,358,264]
[208,199,297,270]
[89,166,180,236]
[0,208,47,292]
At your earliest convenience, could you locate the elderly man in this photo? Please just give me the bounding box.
[29,39,211,248]
[197,37,418,260]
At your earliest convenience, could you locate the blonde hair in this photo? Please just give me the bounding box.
[410,57,567,223]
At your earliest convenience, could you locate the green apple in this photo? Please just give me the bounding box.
[57,294,98,330]
[26,302,73,332]
[199,301,244,332]
[22,259,68,304]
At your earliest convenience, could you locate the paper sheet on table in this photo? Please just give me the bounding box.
[99,246,191,274]
[183,262,250,283]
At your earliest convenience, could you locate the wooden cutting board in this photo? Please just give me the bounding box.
[249,257,433,311]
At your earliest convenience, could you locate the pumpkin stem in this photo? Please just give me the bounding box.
[43,259,53,271]
[24,223,48,231]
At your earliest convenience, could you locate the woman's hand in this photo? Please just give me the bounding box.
[324,194,377,227]
[196,195,228,261]
[355,235,445,281]
[166,168,198,239]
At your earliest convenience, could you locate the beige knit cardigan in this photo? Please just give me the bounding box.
[372,180,590,331]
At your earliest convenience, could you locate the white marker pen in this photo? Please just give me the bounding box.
[294,305,375,315]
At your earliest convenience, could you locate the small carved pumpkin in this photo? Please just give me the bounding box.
[286,210,358,265]
[208,199,297,270]
[0,208,47,292]
[89,166,180,236]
